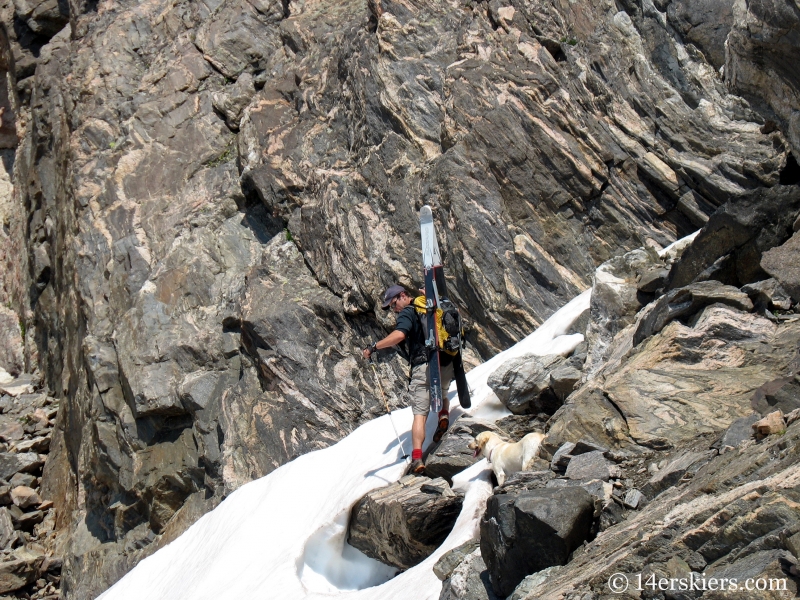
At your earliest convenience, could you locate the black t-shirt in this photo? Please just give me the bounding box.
[395,305,453,367]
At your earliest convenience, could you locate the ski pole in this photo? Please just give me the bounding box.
[368,354,410,463]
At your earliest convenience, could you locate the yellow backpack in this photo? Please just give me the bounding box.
[411,296,462,356]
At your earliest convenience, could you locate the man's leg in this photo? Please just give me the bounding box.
[441,361,454,413]
[407,364,431,472]
[411,413,427,452]
[433,361,455,443]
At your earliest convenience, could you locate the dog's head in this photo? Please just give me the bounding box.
[468,431,497,458]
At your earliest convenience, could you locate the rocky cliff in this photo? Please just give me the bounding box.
[0,0,797,596]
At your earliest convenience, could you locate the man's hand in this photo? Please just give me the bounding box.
[362,330,406,360]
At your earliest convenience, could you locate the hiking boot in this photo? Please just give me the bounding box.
[405,459,426,476]
[433,415,449,443]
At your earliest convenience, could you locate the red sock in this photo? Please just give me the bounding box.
[412,449,423,461]
[439,409,448,419]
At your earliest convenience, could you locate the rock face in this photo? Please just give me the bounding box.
[725,0,800,157]
[0,0,796,592]
[348,475,464,570]
[480,487,594,597]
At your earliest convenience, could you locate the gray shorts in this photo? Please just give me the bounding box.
[407,361,454,415]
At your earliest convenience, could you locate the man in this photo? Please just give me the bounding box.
[363,284,452,475]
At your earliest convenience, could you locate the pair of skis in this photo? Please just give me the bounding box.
[420,206,471,413]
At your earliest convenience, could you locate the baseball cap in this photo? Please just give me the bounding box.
[381,284,406,309]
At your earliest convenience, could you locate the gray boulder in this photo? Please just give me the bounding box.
[751,376,800,416]
[717,414,761,449]
[0,453,42,481]
[434,539,480,581]
[549,365,581,401]
[564,451,618,482]
[761,231,800,303]
[487,354,565,415]
[550,443,576,472]
[348,476,464,570]
[741,278,793,312]
[438,547,500,600]
[426,418,503,482]
[480,487,594,597]
[0,551,43,594]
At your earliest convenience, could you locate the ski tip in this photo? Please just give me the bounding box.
[420,205,433,223]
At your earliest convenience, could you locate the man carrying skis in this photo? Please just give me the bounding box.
[363,284,452,475]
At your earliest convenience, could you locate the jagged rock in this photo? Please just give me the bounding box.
[348,476,464,570]
[667,186,800,290]
[438,547,500,600]
[564,451,618,481]
[10,507,43,531]
[545,477,612,509]
[633,281,754,346]
[742,279,793,312]
[14,436,49,453]
[549,365,581,401]
[623,489,645,510]
[426,418,503,482]
[211,73,257,130]
[10,486,40,509]
[752,377,800,416]
[642,451,714,499]
[0,420,23,442]
[0,507,14,549]
[566,342,588,370]
[0,552,43,594]
[0,308,23,377]
[752,411,786,438]
[0,453,42,481]
[508,566,560,600]
[637,265,670,293]
[726,0,800,156]
[761,231,800,303]
[8,473,36,489]
[0,375,34,397]
[496,470,555,496]
[493,416,545,442]
[550,443,575,472]
[572,439,610,456]
[487,354,565,415]
[584,248,662,378]
[0,485,9,505]
[434,539,480,581]
[666,0,733,69]
[718,414,761,449]
[11,0,69,36]
[544,387,631,457]
[480,487,594,597]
